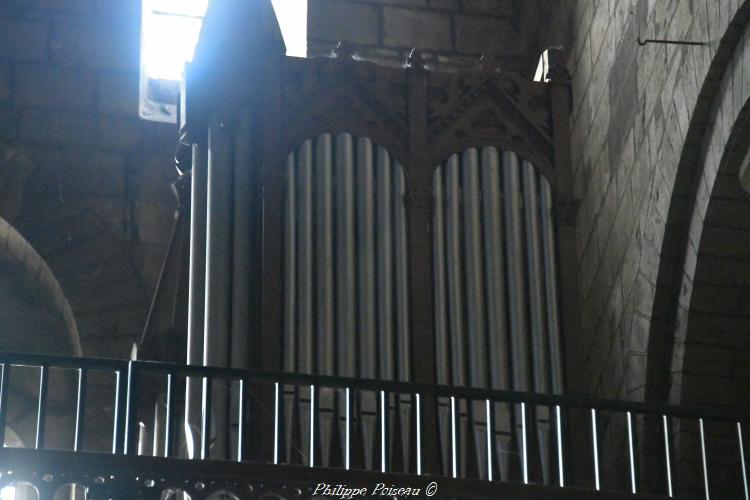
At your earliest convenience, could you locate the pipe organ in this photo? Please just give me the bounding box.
[175,0,579,484]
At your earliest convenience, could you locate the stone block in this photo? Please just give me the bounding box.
[50,21,140,71]
[0,17,48,62]
[97,115,139,151]
[20,109,94,146]
[429,0,459,11]
[308,0,380,45]
[16,65,94,109]
[454,14,516,54]
[0,105,18,139]
[461,0,513,16]
[384,7,452,50]
[97,72,139,116]
[0,64,10,102]
[135,201,175,245]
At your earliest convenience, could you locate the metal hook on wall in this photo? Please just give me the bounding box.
[633,6,707,46]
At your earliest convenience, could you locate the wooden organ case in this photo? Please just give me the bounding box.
[171,0,581,484]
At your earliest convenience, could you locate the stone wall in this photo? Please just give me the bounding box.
[567,0,750,404]
[0,0,178,358]
[307,0,556,75]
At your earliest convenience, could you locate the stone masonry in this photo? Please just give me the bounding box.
[307,0,558,75]
[0,0,179,358]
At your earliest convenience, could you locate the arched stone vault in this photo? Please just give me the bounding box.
[645,1,750,405]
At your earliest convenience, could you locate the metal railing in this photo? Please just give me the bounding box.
[1,351,749,499]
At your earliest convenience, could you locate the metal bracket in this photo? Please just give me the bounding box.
[637,36,706,46]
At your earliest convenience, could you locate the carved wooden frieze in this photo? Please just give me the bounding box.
[425,67,554,168]
[277,53,409,162]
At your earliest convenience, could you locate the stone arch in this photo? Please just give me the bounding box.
[645,1,750,404]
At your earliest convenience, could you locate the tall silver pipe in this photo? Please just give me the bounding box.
[503,151,530,476]
[522,160,549,395]
[445,155,465,387]
[503,151,530,392]
[283,151,296,463]
[433,167,451,474]
[297,140,314,375]
[335,133,356,467]
[445,154,468,476]
[522,160,551,484]
[357,137,376,470]
[203,118,233,459]
[376,146,395,469]
[481,147,512,481]
[335,133,356,378]
[394,164,411,471]
[316,134,335,466]
[377,147,394,381]
[297,140,314,465]
[540,177,564,395]
[394,165,410,383]
[316,133,335,377]
[230,109,253,460]
[462,148,489,478]
[185,141,207,459]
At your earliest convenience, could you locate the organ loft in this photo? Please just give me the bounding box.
[1,1,750,499]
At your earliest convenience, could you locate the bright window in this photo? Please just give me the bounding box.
[139,0,308,123]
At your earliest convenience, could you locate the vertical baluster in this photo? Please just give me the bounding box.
[555,405,564,487]
[485,400,493,481]
[35,365,49,449]
[273,381,280,465]
[521,402,529,485]
[345,387,351,470]
[74,368,87,452]
[201,376,212,460]
[237,378,244,462]
[124,361,138,455]
[163,373,175,458]
[309,384,316,467]
[381,390,388,473]
[663,415,673,497]
[627,411,637,494]
[699,418,710,500]
[738,422,748,500]
[416,393,423,475]
[0,364,8,446]
[591,409,600,491]
[112,370,121,453]
[450,396,458,478]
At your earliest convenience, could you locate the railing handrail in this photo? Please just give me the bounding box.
[1,350,748,423]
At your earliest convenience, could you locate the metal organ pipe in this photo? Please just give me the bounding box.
[185,141,207,459]
[541,177,564,395]
[480,147,512,481]
[433,147,563,482]
[283,134,409,471]
[356,137,377,471]
[231,109,253,461]
[203,119,233,459]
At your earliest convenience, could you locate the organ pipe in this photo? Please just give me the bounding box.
[185,140,207,459]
